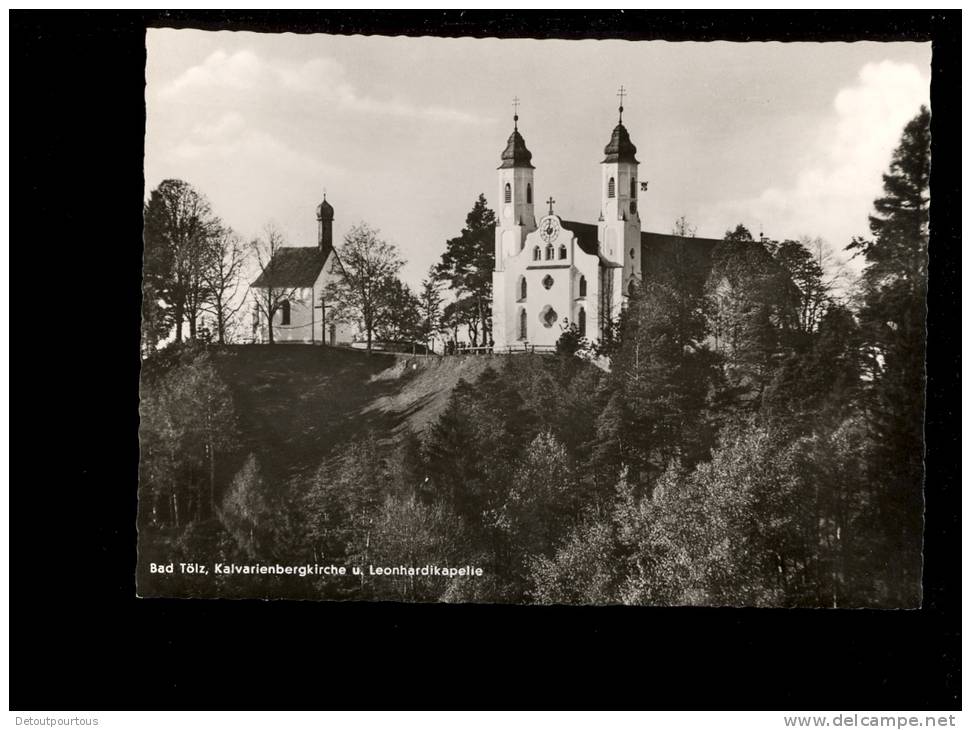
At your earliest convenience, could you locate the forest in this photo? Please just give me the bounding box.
[138,107,929,607]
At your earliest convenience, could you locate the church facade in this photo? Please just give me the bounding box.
[491,104,644,351]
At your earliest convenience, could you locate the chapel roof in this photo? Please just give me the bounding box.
[317,196,334,221]
[251,247,329,289]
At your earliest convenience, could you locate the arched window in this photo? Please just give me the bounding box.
[558,244,567,260]
[630,201,637,215]
[533,246,541,261]
[628,279,636,297]
[579,275,587,298]
[504,183,511,204]
[578,307,586,337]
[608,177,615,198]
[631,177,637,198]
[519,276,527,301]
[280,299,291,326]
[519,308,527,340]
[526,183,532,204]
[545,244,554,260]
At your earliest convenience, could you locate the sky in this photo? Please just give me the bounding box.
[145,30,931,290]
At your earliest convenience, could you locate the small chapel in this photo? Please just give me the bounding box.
[249,194,356,345]
[491,93,722,351]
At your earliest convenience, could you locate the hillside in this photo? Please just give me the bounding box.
[210,345,506,483]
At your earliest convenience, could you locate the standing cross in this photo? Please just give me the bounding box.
[512,96,520,128]
[546,196,556,216]
[617,85,627,121]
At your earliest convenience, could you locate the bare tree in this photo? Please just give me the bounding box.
[201,228,247,344]
[324,223,404,353]
[672,215,697,238]
[250,224,299,345]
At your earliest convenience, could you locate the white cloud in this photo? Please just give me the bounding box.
[713,60,929,272]
[159,48,486,125]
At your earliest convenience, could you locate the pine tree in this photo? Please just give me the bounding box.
[436,194,497,345]
[846,105,930,606]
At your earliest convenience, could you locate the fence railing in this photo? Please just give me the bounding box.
[438,344,557,356]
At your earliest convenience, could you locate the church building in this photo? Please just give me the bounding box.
[250,194,356,345]
[491,96,722,351]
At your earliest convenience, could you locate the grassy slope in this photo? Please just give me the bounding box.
[211,345,502,485]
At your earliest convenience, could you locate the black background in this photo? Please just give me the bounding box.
[9,11,961,710]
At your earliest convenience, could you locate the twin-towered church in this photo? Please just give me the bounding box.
[253,93,721,349]
[491,100,645,351]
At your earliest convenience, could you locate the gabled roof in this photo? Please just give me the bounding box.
[251,247,329,289]
[561,219,724,283]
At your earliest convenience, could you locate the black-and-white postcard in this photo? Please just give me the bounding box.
[138,28,932,608]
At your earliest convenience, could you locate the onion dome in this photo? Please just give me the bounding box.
[602,122,639,164]
[498,114,534,169]
[316,193,334,221]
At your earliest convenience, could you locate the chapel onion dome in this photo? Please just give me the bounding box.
[317,195,334,221]
[498,118,535,169]
[602,122,639,164]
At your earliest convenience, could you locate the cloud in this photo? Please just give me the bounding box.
[159,48,486,124]
[713,60,929,268]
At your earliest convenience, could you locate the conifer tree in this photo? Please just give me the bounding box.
[846,105,930,605]
[436,194,497,345]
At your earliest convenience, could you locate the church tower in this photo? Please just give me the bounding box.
[494,102,537,270]
[492,101,537,350]
[598,87,642,323]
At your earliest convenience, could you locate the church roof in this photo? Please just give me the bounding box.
[498,126,534,169]
[251,247,329,289]
[562,220,723,282]
[602,122,639,164]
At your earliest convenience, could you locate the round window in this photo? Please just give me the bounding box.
[540,306,558,328]
[542,275,554,290]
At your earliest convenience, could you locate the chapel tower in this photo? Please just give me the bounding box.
[316,191,334,252]
[598,87,642,313]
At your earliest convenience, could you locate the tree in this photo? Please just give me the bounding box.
[441,296,482,348]
[143,179,221,344]
[139,348,237,526]
[374,277,421,345]
[555,322,590,358]
[529,519,620,605]
[600,261,719,485]
[417,268,445,353]
[436,195,496,346]
[325,223,404,353]
[706,230,797,400]
[772,238,829,335]
[250,223,299,345]
[672,215,697,238]
[845,105,930,606]
[201,227,247,344]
